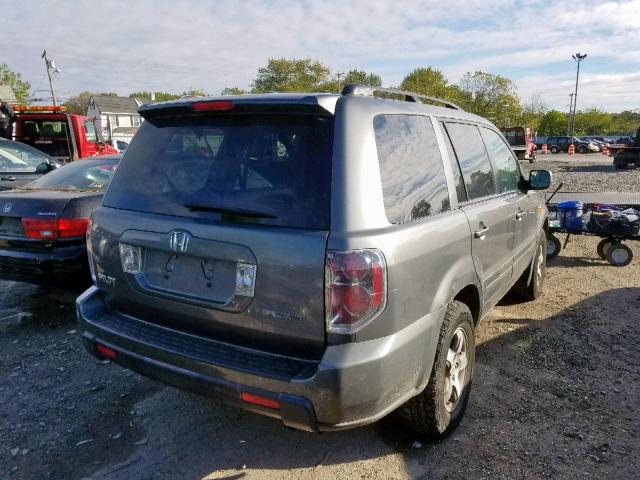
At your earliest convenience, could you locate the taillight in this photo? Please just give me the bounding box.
[58,218,90,238]
[21,218,57,239]
[325,249,387,334]
[21,217,90,239]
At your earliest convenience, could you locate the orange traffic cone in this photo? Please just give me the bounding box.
[541,144,547,154]
[602,144,609,155]
[568,144,575,155]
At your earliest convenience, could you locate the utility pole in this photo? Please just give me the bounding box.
[567,93,574,135]
[570,53,587,141]
[335,72,345,91]
[42,50,58,106]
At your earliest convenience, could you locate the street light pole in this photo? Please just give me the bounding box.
[570,52,587,141]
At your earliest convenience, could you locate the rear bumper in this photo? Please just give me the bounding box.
[0,244,88,284]
[77,286,444,431]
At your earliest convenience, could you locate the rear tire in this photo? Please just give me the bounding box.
[513,233,546,301]
[606,243,633,267]
[550,146,559,154]
[547,233,561,259]
[597,239,613,260]
[398,301,474,438]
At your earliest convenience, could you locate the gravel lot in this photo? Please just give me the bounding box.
[1,153,639,480]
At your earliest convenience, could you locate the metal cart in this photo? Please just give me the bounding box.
[545,191,640,267]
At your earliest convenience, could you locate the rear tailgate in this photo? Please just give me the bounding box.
[94,100,335,358]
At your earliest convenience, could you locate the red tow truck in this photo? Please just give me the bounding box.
[499,126,537,163]
[11,105,118,162]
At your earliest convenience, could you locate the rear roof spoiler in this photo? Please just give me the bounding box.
[138,95,337,121]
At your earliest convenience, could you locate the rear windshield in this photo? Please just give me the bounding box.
[103,114,333,229]
[23,159,119,192]
[18,119,71,157]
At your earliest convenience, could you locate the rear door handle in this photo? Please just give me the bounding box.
[1,176,16,181]
[474,226,490,239]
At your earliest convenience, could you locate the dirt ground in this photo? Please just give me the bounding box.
[1,154,639,480]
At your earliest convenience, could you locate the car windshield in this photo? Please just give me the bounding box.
[22,158,119,191]
[0,140,53,172]
[103,114,334,229]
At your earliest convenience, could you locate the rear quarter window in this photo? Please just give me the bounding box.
[373,114,450,224]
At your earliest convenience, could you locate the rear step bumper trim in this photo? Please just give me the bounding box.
[77,286,445,431]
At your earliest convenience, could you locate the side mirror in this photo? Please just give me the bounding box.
[35,162,50,174]
[528,169,552,190]
[36,161,58,174]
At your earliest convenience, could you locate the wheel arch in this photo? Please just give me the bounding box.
[453,284,481,326]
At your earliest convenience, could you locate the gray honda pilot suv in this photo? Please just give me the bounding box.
[77,85,551,437]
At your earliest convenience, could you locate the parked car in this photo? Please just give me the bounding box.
[580,137,607,151]
[77,86,551,437]
[0,155,120,284]
[543,136,598,154]
[0,138,59,190]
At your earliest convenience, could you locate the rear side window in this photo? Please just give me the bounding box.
[373,114,450,224]
[103,115,333,229]
[444,123,495,200]
[480,127,521,193]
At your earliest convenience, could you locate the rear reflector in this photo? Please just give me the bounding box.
[241,392,280,410]
[95,343,117,360]
[192,100,234,112]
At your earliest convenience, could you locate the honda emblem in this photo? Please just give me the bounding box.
[169,230,190,253]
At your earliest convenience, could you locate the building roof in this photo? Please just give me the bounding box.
[91,95,142,114]
[0,85,18,103]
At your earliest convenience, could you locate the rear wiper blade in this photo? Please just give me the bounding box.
[184,202,278,219]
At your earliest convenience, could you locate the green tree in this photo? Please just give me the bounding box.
[129,91,180,102]
[221,87,247,95]
[0,63,31,103]
[611,111,640,136]
[573,107,614,135]
[318,69,383,92]
[458,71,521,126]
[537,109,569,136]
[400,67,458,101]
[343,69,382,87]
[181,88,206,97]
[252,58,331,93]
[517,95,548,133]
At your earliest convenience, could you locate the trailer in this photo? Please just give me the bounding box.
[546,191,640,266]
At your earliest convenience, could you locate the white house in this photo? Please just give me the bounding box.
[87,95,146,147]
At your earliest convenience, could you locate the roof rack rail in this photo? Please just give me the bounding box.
[341,83,462,110]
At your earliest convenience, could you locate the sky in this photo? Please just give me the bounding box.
[1,0,639,112]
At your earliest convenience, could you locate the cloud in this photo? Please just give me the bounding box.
[0,0,637,111]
